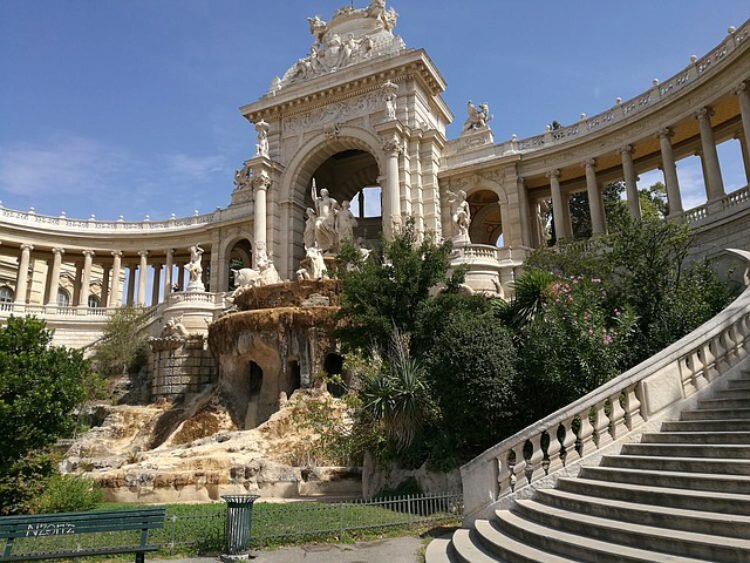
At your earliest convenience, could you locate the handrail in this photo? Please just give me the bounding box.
[460,248,750,521]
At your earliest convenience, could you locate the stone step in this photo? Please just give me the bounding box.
[533,487,750,538]
[424,537,458,563]
[512,499,750,561]
[601,454,750,475]
[557,476,750,514]
[492,508,711,563]
[451,529,499,562]
[727,380,750,390]
[579,466,750,494]
[713,388,750,399]
[641,431,750,444]
[661,419,750,432]
[473,520,577,563]
[681,407,750,420]
[699,397,750,409]
[621,442,750,458]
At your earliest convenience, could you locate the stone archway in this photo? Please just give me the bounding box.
[225,238,253,291]
[468,190,503,246]
[278,127,385,277]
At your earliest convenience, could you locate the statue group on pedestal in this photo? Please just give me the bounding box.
[463,101,493,132]
[447,189,471,243]
[185,245,205,292]
[303,179,358,255]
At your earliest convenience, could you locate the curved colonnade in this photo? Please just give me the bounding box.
[0,19,748,347]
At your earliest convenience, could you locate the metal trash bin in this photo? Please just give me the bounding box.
[221,494,260,561]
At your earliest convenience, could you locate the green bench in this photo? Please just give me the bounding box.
[0,508,166,562]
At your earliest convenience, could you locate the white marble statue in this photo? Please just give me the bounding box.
[255,120,270,157]
[382,80,398,121]
[336,200,357,244]
[161,317,189,339]
[233,162,251,191]
[447,190,471,242]
[307,15,328,45]
[185,245,205,291]
[310,179,339,252]
[296,246,328,281]
[463,101,493,132]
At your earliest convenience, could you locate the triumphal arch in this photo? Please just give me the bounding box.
[0,0,749,351]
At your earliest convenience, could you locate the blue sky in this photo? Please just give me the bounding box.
[1,0,748,221]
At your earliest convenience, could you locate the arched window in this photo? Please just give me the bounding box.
[0,286,14,303]
[57,288,70,307]
[87,294,100,308]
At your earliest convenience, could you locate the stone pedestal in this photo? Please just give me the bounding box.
[148,335,217,400]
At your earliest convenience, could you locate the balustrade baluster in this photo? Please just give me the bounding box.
[693,349,709,389]
[497,452,512,497]
[681,355,697,396]
[704,341,719,381]
[592,401,613,448]
[560,417,578,465]
[510,445,527,490]
[623,384,644,430]
[545,426,564,474]
[608,394,628,441]
[577,408,596,458]
[526,435,545,482]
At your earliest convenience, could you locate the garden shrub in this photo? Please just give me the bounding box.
[30,474,103,514]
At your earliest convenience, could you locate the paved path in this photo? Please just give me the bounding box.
[154,535,424,562]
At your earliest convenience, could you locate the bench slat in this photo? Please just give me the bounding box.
[0,544,160,561]
[2,521,165,539]
[0,509,165,524]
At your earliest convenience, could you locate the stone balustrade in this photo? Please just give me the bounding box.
[460,248,750,524]
[0,201,253,234]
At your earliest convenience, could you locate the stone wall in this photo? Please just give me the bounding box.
[148,335,217,401]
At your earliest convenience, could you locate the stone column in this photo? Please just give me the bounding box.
[737,82,750,178]
[46,247,64,305]
[561,193,574,239]
[177,261,185,291]
[657,128,683,216]
[253,172,270,259]
[137,251,148,306]
[695,107,725,202]
[101,266,110,308]
[163,248,174,298]
[126,263,136,305]
[619,145,641,220]
[110,251,122,307]
[151,265,161,305]
[79,250,95,307]
[72,263,83,306]
[583,159,606,235]
[14,244,33,304]
[516,177,532,247]
[547,169,569,241]
[738,134,750,184]
[382,136,402,239]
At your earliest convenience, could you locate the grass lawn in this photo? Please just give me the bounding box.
[7,496,461,561]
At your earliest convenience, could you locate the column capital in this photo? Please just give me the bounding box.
[617,144,634,156]
[20,243,34,252]
[51,247,65,255]
[581,158,596,170]
[695,106,714,120]
[545,169,560,179]
[252,170,271,191]
[165,248,175,257]
[138,250,149,258]
[656,127,674,140]
[111,250,123,258]
[82,249,95,258]
[734,80,748,96]
[381,135,403,155]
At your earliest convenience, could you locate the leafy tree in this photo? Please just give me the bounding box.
[518,277,636,422]
[334,221,457,353]
[0,317,90,514]
[417,297,520,458]
[91,306,148,377]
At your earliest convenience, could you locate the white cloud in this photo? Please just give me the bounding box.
[164,153,225,182]
[0,136,132,197]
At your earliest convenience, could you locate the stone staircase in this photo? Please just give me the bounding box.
[426,365,750,562]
